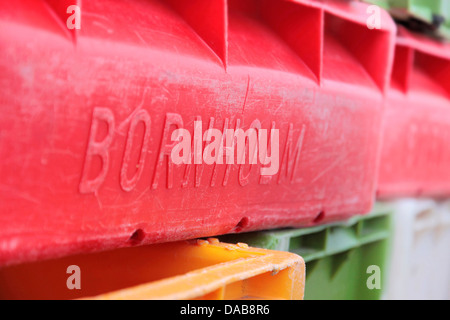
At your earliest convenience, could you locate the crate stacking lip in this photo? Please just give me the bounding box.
[220,206,393,300]
[0,239,305,300]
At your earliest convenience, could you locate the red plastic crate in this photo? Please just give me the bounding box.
[0,0,395,266]
[377,26,450,198]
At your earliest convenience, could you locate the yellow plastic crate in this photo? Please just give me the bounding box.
[0,239,305,300]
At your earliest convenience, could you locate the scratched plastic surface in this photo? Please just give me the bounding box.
[0,239,305,300]
[0,0,396,266]
[377,26,450,198]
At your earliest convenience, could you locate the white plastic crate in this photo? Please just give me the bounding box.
[383,199,450,300]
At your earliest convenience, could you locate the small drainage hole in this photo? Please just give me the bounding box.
[313,211,325,224]
[129,229,146,244]
[233,217,249,233]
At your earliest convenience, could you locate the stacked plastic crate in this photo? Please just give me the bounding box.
[375,3,450,298]
[224,1,450,300]
[0,0,449,300]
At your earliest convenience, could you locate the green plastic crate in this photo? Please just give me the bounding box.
[364,0,450,40]
[220,205,393,300]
